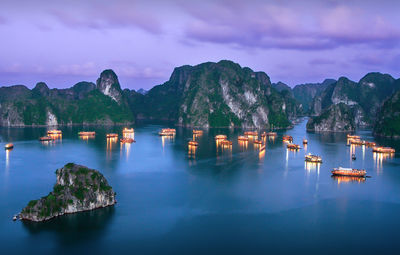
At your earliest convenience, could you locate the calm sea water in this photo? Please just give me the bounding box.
[1,119,400,255]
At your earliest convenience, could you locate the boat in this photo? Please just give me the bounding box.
[244,131,258,136]
[220,140,232,146]
[282,135,293,142]
[215,135,227,140]
[120,138,135,143]
[122,128,134,133]
[365,141,376,147]
[254,139,263,145]
[47,130,62,135]
[372,146,395,153]
[303,139,308,144]
[5,143,14,150]
[238,136,249,142]
[188,140,199,146]
[305,153,322,163]
[287,143,300,150]
[349,139,365,146]
[266,132,277,137]
[193,130,203,135]
[352,154,356,160]
[159,128,176,136]
[78,131,95,136]
[347,134,360,139]
[39,136,53,141]
[331,167,366,177]
[106,133,118,138]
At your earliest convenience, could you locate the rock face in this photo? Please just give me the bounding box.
[374,89,400,137]
[20,163,116,222]
[0,72,133,126]
[138,60,298,129]
[306,103,356,132]
[293,79,335,114]
[96,69,123,103]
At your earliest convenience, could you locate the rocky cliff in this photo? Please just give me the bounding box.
[137,60,298,129]
[307,73,399,131]
[374,89,400,137]
[20,163,116,222]
[306,103,356,132]
[293,79,335,114]
[0,70,133,126]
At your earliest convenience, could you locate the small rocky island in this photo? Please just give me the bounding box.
[20,163,116,222]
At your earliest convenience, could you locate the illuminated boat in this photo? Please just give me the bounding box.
[215,135,227,140]
[5,143,14,150]
[266,132,277,137]
[188,140,199,146]
[365,141,376,147]
[254,139,263,145]
[193,130,203,135]
[244,131,258,136]
[349,139,365,145]
[106,133,118,138]
[220,140,232,146]
[78,131,95,136]
[47,130,62,135]
[331,167,366,177]
[282,135,293,142]
[120,137,135,143]
[372,146,395,153]
[287,143,300,150]
[122,128,134,133]
[159,128,176,136]
[347,134,360,139]
[303,139,308,144]
[305,153,322,163]
[238,136,249,142]
[39,136,53,141]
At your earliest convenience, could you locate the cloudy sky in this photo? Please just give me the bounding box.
[0,0,399,90]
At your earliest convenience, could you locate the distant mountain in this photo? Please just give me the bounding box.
[0,70,133,126]
[137,60,299,128]
[374,87,400,137]
[136,88,148,95]
[272,81,292,94]
[292,79,336,114]
[307,73,400,131]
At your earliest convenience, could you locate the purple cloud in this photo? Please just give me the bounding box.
[49,1,162,34]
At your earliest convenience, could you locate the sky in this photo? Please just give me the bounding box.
[0,0,399,90]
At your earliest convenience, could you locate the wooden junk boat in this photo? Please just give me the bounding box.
[193,130,203,135]
[39,136,53,142]
[106,133,118,138]
[303,139,308,145]
[159,128,176,136]
[266,132,277,137]
[78,131,95,136]
[244,131,258,137]
[188,140,199,146]
[5,143,14,150]
[287,143,300,150]
[122,128,134,134]
[347,134,360,139]
[215,135,227,140]
[282,135,293,142]
[254,139,263,145]
[47,130,62,135]
[238,136,249,142]
[120,137,135,143]
[305,153,322,163]
[331,167,366,177]
[372,146,395,153]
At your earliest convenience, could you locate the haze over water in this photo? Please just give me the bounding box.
[1,119,400,254]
